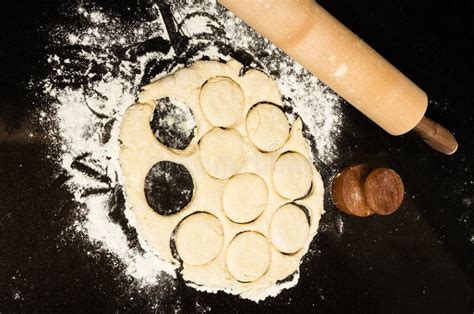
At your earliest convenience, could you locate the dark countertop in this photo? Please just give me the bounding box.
[0,0,473,312]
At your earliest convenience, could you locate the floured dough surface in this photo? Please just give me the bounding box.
[200,76,245,128]
[273,152,313,200]
[226,231,272,282]
[223,173,268,223]
[119,60,325,300]
[246,103,290,152]
[270,204,310,254]
[199,128,246,180]
[176,213,224,266]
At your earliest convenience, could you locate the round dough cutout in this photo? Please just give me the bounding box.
[144,161,194,215]
[246,103,290,152]
[200,76,245,128]
[150,97,196,150]
[199,128,246,179]
[223,173,268,223]
[175,212,224,266]
[273,152,313,200]
[226,231,271,282]
[270,204,310,254]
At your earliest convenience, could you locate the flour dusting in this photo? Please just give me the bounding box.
[38,0,343,305]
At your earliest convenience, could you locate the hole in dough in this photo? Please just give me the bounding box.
[144,161,194,215]
[200,76,245,128]
[150,97,196,150]
[199,128,246,180]
[223,173,268,223]
[226,231,272,282]
[273,152,313,200]
[175,212,224,266]
[246,103,290,152]
[270,204,310,254]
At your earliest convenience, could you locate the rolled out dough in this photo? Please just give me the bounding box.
[270,204,310,254]
[223,173,268,223]
[273,152,313,200]
[175,212,224,266]
[226,231,272,282]
[199,128,246,180]
[246,103,290,152]
[119,60,325,300]
[200,76,244,128]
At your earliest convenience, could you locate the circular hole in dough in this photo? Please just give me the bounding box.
[200,76,245,128]
[175,212,224,266]
[273,152,313,200]
[150,97,196,150]
[270,204,310,254]
[226,231,271,282]
[223,173,268,223]
[144,161,194,215]
[199,128,246,180]
[246,103,290,152]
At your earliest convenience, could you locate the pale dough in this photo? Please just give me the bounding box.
[175,212,224,266]
[223,173,268,223]
[270,204,310,254]
[273,152,313,200]
[246,103,290,152]
[200,76,245,128]
[226,231,272,282]
[119,60,325,299]
[199,128,246,180]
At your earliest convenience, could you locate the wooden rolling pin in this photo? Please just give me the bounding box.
[218,0,458,155]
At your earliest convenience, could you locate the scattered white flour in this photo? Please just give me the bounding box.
[38,0,343,305]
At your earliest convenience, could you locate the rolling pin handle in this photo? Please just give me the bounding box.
[412,116,458,155]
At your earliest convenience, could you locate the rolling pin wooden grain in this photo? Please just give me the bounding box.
[218,0,458,155]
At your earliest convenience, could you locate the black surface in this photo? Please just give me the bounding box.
[145,161,194,216]
[1,0,473,312]
[151,97,196,150]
